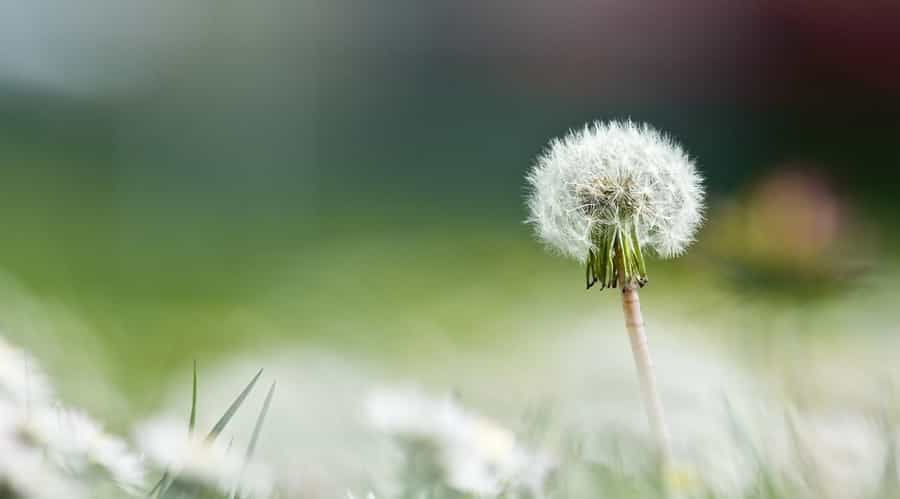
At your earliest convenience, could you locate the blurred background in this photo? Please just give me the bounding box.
[1,0,900,481]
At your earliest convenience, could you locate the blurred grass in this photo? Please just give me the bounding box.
[2,152,900,424]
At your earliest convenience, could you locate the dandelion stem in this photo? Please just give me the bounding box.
[615,246,673,468]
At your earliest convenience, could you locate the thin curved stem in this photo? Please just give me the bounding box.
[615,247,673,468]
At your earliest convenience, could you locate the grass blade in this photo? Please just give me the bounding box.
[206,368,263,442]
[149,362,200,497]
[246,380,276,460]
[232,381,277,499]
[154,367,264,497]
[146,474,163,497]
[189,360,198,433]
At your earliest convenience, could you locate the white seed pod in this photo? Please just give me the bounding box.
[526,120,704,287]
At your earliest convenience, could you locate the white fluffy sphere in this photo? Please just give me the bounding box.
[526,120,704,263]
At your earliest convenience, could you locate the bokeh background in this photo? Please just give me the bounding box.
[2,2,900,488]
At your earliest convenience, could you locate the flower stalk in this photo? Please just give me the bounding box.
[615,243,673,467]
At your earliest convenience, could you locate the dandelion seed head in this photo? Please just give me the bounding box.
[526,121,704,271]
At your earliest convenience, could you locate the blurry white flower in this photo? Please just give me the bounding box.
[526,120,704,287]
[21,407,145,494]
[0,399,145,496]
[366,387,554,497]
[0,335,53,405]
[0,400,85,499]
[0,437,84,499]
[346,491,376,499]
[0,336,142,496]
[135,415,273,499]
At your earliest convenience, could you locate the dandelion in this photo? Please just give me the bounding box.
[526,120,705,466]
[527,120,703,287]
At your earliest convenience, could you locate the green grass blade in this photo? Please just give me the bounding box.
[147,468,178,498]
[189,360,198,433]
[146,473,164,497]
[150,361,200,498]
[246,380,276,460]
[231,381,277,499]
[206,368,264,442]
